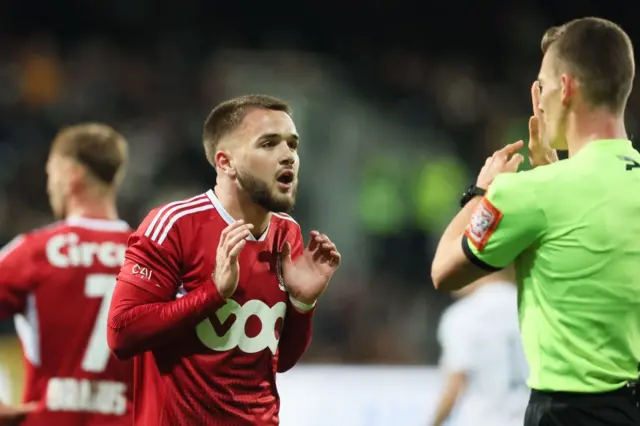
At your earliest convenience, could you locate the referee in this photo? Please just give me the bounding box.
[431,17,640,426]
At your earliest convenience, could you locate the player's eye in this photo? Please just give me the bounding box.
[288,140,299,150]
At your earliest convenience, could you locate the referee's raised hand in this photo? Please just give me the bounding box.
[213,220,254,299]
[476,140,525,189]
[529,81,559,168]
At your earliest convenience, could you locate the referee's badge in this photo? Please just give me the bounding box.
[465,197,503,251]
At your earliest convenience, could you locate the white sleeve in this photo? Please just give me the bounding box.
[437,308,477,373]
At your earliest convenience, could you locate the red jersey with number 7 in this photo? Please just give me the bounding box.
[108,189,315,426]
[0,217,134,426]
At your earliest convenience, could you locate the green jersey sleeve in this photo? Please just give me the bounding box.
[462,172,546,270]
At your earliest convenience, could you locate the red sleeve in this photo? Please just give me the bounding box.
[107,278,224,359]
[277,226,315,373]
[115,208,184,300]
[0,235,37,320]
[107,208,225,359]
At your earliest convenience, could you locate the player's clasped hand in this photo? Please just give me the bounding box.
[280,231,341,306]
[213,220,254,299]
[476,140,525,190]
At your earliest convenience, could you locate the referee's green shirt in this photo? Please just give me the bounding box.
[462,139,640,393]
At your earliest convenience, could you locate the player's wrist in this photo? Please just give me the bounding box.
[206,276,230,304]
[289,295,317,312]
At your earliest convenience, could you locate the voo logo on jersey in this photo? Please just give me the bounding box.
[196,300,286,354]
[46,233,126,268]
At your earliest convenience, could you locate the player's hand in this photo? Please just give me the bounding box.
[529,81,559,168]
[476,141,525,189]
[0,401,37,425]
[280,231,341,306]
[213,220,254,299]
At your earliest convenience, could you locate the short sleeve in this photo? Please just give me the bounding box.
[117,208,183,301]
[437,308,476,373]
[0,235,37,318]
[462,173,546,270]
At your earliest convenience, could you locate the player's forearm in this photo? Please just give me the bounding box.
[276,301,315,373]
[430,401,452,426]
[430,373,465,426]
[432,197,481,290]
[431,392,457,426]
[107,279,224,359]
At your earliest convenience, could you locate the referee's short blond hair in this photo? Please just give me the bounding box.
[541,17,634,114]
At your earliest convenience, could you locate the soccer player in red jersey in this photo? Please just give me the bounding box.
[107,95,342,426]
[0,124,134,426]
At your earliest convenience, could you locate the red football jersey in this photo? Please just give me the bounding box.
[0,217,134,426]
[111,190,314,426]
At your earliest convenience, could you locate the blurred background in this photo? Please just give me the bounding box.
[1,0,640,385]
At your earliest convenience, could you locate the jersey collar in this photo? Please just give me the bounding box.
[583,139,631,151]
[66,216,130,232]
[205,189,270,242]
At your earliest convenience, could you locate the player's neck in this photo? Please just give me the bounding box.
[213,185,271,236]
[65,196,119,221]
[566,109,627,157]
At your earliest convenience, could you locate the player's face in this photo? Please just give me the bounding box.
[46,154,83,219]
[538,51,569,150]
[46,153,70,219]
[233,109,300,213]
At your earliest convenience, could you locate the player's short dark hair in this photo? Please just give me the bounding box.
[202,94,292,166]
[51,123,128,186]
[541,17,635,113]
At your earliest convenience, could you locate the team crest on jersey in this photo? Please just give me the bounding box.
[465,197,503,251]
[276,256,287,292]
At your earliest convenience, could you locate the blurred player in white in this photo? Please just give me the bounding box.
[430,268,528,426]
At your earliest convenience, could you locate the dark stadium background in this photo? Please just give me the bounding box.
[0,0,637,390]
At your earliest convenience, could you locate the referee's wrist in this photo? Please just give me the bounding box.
[460,184,486,208]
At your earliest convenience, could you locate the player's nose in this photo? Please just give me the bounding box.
[278,150,296,166]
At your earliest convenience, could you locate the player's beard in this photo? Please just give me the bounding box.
[236,169,296,213]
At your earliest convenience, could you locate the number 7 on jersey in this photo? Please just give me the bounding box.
[81,274,117,373]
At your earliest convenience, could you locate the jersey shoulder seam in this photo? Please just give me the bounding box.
[143,193,215,246]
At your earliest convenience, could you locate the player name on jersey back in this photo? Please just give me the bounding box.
[46,377,127,415]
